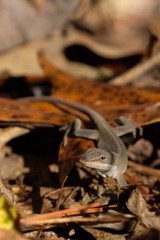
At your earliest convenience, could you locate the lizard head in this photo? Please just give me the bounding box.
[79,148,128,187]
[79,148,114,172]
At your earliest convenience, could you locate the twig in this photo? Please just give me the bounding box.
[0,127,30,148]
[56,175,68,210]
[111,51,160,85]
[21,215,129,231]
[20,200,109,231]
[128,161,160,179]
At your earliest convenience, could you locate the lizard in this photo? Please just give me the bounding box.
[19,96,139,187]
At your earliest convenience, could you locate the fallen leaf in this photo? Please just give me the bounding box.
[126,188,160,231]
[37,52,160,126]
[0,0,82,52]
[0,97,74,127]
[69,0,158,58]
[58,137,94,185]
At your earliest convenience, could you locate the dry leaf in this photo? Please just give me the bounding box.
[126,188,160,231]
[0,0,82,52]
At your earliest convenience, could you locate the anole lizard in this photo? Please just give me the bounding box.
[20,96,138,187]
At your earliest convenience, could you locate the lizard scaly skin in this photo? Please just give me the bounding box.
[19,97,138,187]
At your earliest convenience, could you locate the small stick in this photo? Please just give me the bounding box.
[20,201,106,225]
[111,51,160,85]
[128,161,160,179]
[22,215,128,227]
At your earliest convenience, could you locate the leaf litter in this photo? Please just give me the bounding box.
[0,1,160,240]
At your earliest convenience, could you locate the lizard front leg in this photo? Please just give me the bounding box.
[61,118,99,146]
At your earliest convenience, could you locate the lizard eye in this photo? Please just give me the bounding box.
[101,156,106,161]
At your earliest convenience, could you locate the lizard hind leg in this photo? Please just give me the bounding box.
[113,116,143,138]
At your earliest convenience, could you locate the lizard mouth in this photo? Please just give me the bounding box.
[79,159,111,171]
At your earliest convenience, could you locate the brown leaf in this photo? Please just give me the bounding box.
[53,83,160,126]
[58,137,94,185]
[126,188,160,231]
[0,97,75,127]
[37,52,160,126]
[1,82,159,128]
